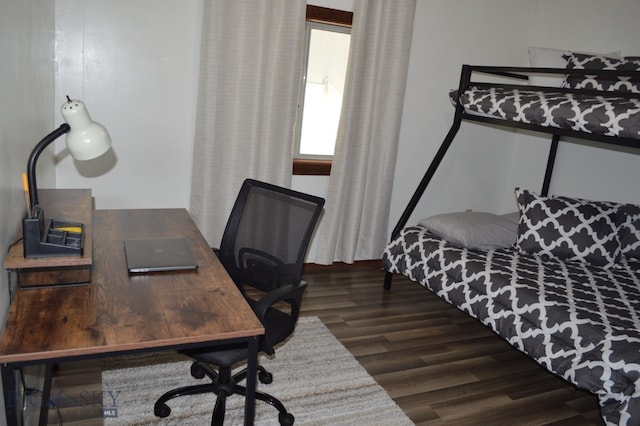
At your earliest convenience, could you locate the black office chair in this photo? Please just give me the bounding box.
[154,179,325,426]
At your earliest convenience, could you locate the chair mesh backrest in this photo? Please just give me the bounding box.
[218,179,325,292]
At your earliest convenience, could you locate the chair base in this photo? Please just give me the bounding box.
[154,361,294,426]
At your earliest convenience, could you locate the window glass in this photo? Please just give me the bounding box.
[296,23,351,159]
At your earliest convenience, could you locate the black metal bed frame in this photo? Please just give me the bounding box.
[383,64,640,289]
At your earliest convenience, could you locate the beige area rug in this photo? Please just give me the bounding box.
[102,316,414,425]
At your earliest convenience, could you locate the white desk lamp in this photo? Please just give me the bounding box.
[23,97,111,258]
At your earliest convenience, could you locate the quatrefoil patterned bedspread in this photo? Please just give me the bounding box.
[383,226,640,426]
[453,86,640,140]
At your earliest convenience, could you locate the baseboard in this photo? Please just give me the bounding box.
[302,259,382,273]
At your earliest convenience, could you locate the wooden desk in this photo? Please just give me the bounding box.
[0,206,265,425]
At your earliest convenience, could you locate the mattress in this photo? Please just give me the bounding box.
[382,226,640,426]
[453,86,640,141]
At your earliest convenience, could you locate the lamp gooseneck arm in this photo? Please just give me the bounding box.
[27,123,71,213]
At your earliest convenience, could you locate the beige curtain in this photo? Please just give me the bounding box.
[314,0,416,264]
[190,0,306,246]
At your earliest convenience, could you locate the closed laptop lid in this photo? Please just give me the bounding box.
[124,237,198,273]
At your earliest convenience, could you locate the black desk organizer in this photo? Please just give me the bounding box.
[23,208,84,258]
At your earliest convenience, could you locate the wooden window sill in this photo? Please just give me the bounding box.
[293,159,331,176]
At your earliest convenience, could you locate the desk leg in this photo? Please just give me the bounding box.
[244,336,258,426]
[2,364,19,426]
[38,364,53,426]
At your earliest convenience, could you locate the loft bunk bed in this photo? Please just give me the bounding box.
[382,56,640,426]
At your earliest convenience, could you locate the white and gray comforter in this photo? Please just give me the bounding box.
[383,226,640,426]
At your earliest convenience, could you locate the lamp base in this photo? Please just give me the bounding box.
[23,208,84,258]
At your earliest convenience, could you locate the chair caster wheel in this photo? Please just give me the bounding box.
[191,362,206,379]
[154,402,171,418]
[259,370,273,384]
[279,412,294,425]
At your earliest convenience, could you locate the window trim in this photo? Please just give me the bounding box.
[293,158,332,175]
[306,5,352,28]
[293,5,353,176]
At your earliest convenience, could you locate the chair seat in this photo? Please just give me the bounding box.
[182,302,296,367]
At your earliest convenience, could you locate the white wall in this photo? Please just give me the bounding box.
[54,0,203,209]
[1,1,55,312]
[0,0,55,419]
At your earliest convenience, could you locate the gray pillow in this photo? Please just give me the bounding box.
[418,211,518,250]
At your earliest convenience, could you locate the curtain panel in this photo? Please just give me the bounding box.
[314,0,417,264]
[190,0,306,246]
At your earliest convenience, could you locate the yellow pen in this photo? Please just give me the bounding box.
[54,226,83,234]
[21,173,31,218]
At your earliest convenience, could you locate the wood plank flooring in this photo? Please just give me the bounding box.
[45,264,603,425]
[302,266,603,426]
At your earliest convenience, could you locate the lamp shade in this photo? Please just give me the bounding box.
[61,99,111,161]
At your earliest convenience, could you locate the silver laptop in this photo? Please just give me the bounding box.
[124,237,198,273]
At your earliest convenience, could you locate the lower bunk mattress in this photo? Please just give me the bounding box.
[382,226,640,426]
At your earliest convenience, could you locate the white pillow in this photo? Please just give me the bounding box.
[527,47,622,87]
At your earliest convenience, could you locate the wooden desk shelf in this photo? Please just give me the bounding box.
[4,189,93,287]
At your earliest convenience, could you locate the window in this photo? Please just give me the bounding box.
[293,6,353,176]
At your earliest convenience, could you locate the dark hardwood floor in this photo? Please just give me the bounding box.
[302,265,603,426]
[46,264,603,425]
